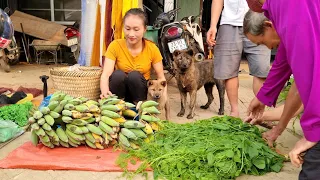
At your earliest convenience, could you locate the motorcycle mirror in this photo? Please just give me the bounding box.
[194,53,204,62]
[190,9,203,22]
[4,7,10,14]
[167,7,181,14]
[181,17,189,22]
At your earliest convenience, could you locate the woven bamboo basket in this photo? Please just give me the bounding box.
[50,66,102,100]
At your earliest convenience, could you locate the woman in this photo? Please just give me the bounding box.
[243,2,320,179]
[100,8,165,104]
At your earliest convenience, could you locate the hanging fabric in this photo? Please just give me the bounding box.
[105,0,113,50]
[102,0,113,66]
[111,0,139,39]
[121,0,139,38]
[78,0,98,66]
[111,0,123,40]
[91,1,102,66]
[78,0,87,66]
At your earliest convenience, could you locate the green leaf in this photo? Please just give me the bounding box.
[234,149,242,162]
[161,163,169,174]
[185,159,191,165]
[271,163,283,172]
[248,146,259,158]
[164,143,171,151]
[207,153,214,166]
[212,123,229,130]
[130,159,137,165]
[153,170,159,180]
[224,149,234,158]
[253,157,266,169]
[250,165,260,175]
[177,162,184,174]
[235,170,242,176]
[215,161,226,168]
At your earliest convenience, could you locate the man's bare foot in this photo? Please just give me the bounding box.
[230,112,240,118]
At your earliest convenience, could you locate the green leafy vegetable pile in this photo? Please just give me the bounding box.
[0,102,33,127]
[117,116,285,180]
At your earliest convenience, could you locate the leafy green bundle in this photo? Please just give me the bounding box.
[0,102,33,127]
[117,116,285,180]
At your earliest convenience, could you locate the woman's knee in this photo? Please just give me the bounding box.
[127,71,144,81]
[110,70,126,82]
[126,71,147,102]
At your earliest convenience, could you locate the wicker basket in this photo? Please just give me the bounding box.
[50,66,102,100]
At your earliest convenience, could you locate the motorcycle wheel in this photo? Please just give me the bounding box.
[8,55,20,65]
[0,57,10,72]
[7,36,21,65]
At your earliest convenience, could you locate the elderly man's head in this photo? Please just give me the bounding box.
[243,10,280,49]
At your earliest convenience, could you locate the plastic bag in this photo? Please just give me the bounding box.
[68,64,82,71]
[0,120,24,143]
[38,94,52,110]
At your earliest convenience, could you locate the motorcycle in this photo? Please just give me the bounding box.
[180,13,205,60]
[0,8,20,72]
[153,8,205,77]
[64,21,80,61]
[0,36,20,72]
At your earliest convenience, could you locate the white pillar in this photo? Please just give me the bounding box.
[50,0,55,21]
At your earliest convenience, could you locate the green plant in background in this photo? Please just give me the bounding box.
[277,77,294,103]
[0,102,33,127]
[276,77,303,135]
[117,116,285,180]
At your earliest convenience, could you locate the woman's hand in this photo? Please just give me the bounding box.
[246,97,266,121]
[153,61,166,81]
[289,137,317,168]
[100,59,116,99]
[100,90,113,99]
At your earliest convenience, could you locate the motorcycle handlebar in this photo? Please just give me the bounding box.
[166,7,181,15]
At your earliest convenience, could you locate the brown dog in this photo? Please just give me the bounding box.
[147,79,170,120]
[173,49,225,119]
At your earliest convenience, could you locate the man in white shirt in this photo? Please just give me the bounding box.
[207,0,271,117]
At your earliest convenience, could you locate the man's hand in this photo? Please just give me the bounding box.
[262,126,284,147]
[289,137,317,168]
[206,26,217,47]
[100,90,113,99]
[246,97,266,121]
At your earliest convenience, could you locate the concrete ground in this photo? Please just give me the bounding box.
[0,63,303,180]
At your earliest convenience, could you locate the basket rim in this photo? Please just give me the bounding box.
[50,66,102,77]
[50,66,102,71]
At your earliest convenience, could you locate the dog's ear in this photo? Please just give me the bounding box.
[147,80,153,87]
[187,49,194,57]
[173,50,180,57]
[160,80,167,87]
